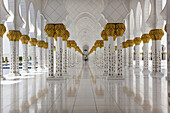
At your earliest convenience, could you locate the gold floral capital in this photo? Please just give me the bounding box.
[55,24,66,37]
[45,24,55,37]
[37,41,45,48]
[63,30,70,41]
[122,42,128,48]
[149,29,164,40]
[30,38,37,46]
[101,30,108,41]
[105,23,115,37]
[141,34,151,43]
[7,30,21,41]
[126,40,134,47]
[20,35,30,44]
[44,42,48,49]
[133,37,141,45]
[115,23,126,37]
[0,24,6,38]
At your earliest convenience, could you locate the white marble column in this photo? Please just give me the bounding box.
[141,34,151,73]
[122,42,127,71]
[63,41,68,75]
[9,41,17,75]
[57,37,63,77]
[117,36,123,77]
[134,37,141,70]
[20,35,30,74]
[103,41,109,76]
[7,31,21,77]
[48,37,54,77]
[16,41,20,76]
[31,46,36,71]
[126,40,134,69]
[0,24,6,79]
[30,38,37,72]
[22,44,29,73]
[150,30,164,75]
[108,37,114,77]
[44,43,48,69]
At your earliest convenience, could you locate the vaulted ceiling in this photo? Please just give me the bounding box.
[42,0,129,51]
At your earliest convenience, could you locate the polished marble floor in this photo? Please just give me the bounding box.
[0,62,168,113]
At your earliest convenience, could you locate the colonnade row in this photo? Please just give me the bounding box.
[88,23,167,79]
[0,24,83,80]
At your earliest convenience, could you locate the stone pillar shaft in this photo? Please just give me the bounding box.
[143,43,149,70]
[129,47,133,68]
[108,37,114,76]
[48,37,54,77]
[135,45,140,68]
[117,36,123,77]
[57,37,62,76]
[63,41,67,74]
[22,44,28,73]
[103,41,108,76]
[31,46,36,71]
[10,41,17,74]
[38,47,43,69]
[16,41,20,75]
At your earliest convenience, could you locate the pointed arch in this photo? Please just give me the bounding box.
[36,10,41,38]
[28,2,35,32]
[135,2,142,37]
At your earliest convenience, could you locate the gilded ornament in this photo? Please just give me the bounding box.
[115,46,117,51]
[133,37,141,45]
[67,41,71,48]
[105,23,115,37]
[7,30,21,41]
[55,24,66,37]
[164,24,167,32]
[122,42,128,48]
[101,30,108,41]
[37,41,45,48]
[54,46,56,51]
[29,38,37,46]
[149,29,164,40]
[115,23,126,37]
[63,30,70,41]
[44,42,48,49]
[44,24,55,37]
[0,24,6,38]
[141,34,151,43]
[20,35,30,44]
[126,40,134,47]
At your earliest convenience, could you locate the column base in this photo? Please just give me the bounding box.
[151,72,164,78]
[30,95,37,104]
[134,94,142,105]
[29,69,37,73]
[20,101,29,112]
[106,75,125,80]
[47,76,65,81]
[5,73,20,80]
[134,68,141,72]
[142,69,151,74]
[152,108,164,113]
[103,72,108,77]
[1,76,6,80]
[21,70,29,76]
[142,100,152,111]
[63,73,71,78]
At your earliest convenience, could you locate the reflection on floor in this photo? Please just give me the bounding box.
[0,63,168,113]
